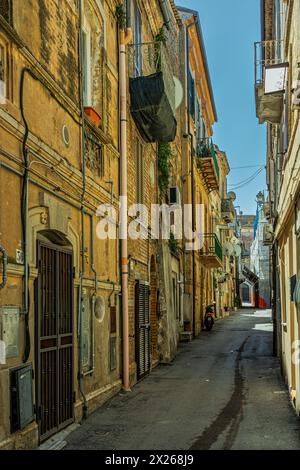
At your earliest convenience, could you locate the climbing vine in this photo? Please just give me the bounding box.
[169,232,180,256]
[116,4,126,29]
[158,142,172,195]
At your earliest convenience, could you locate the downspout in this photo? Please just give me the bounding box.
[119,2,132,391]
[186,18,197,337]
[78,0,88,418]
[20,67,38,363]
[159,0,171,30]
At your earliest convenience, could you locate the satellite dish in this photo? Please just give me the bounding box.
[227,192,236,201]
[174,76,184,110]
[223,242,234,256]
[233,245,242,257]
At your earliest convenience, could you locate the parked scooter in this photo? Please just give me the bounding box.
[204,302,216,331]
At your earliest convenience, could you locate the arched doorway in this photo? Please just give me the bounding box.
[150,255,159,366]
[35,230,74,441]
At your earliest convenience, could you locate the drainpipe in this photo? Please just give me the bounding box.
[186,18,197,337]
[20,67,38,363]
[0,245,7,289]
[119,4,132,391]
[78,0,88,418]
[159,0,171,30]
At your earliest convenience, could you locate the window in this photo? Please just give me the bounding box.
[188,69,195,121]
[0,0,13,25]
[0,38,10,103]
[136,138,144,203]
[133,0,142,76]
[82,18,92,106]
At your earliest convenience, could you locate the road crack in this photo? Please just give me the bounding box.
[190,336,249,450]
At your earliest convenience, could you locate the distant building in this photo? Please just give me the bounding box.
[239,215,256,268]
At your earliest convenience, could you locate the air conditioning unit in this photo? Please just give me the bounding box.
[263,224,274,245]
[169,186,181,205]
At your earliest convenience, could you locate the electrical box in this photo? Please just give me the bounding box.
[80,293,91,369]
[0,306,20,359]
[11,364,34,432]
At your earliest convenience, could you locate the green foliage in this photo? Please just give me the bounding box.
[158,142,172,195]
[116,4,126,29]
[169,232,180,256]
[155,26,167,44]
[154,27,167,72]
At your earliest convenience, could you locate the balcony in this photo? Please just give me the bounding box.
[254,40,287,124]
[200,233,223,269]
[128,42,177,143]
[221,199,235,223]
[196,138,220,192]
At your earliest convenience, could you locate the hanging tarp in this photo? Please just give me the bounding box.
[129,72,177,143]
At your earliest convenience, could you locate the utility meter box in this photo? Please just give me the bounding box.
[10,364,34,432]
[0,306,20,359]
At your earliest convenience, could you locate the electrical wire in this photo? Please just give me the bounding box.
[229,168,265,190]
[230,164,265,170]
[229,167,264,188]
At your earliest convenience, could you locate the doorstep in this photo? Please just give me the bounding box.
[37,423,80,450]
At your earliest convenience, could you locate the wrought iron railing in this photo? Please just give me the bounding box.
[128,41,175,114]
[196,137,220,179]
[254,39,284,86]
[200,233,223,262]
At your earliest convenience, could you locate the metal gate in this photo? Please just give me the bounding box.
[36,239,74,441]
[135,281,151,379]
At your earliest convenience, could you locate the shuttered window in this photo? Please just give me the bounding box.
[0,0,12,25]
[136,138,144,203]
[0,38,10,103]
[135,281,150,379]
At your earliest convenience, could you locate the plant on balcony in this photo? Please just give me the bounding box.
[158,142,172,195]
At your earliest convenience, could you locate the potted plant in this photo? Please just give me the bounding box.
[84,106,101,127]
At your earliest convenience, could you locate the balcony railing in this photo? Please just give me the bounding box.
[128,41,175,114]
[200,233,223,268]
[195,138,220,191]
[254,40,284,86]
[254,40,286,124]
[128,41,177,143]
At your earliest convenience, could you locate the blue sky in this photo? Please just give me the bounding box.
[180,0,266,214]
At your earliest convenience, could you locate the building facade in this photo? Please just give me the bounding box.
[256,0,300,413]
[0,0,239,449]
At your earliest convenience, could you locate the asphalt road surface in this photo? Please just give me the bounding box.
[65,309,300,450]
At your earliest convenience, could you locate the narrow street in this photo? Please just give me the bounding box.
[65,310,300,451]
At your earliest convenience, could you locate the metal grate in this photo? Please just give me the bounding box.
[37,241,73,441]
